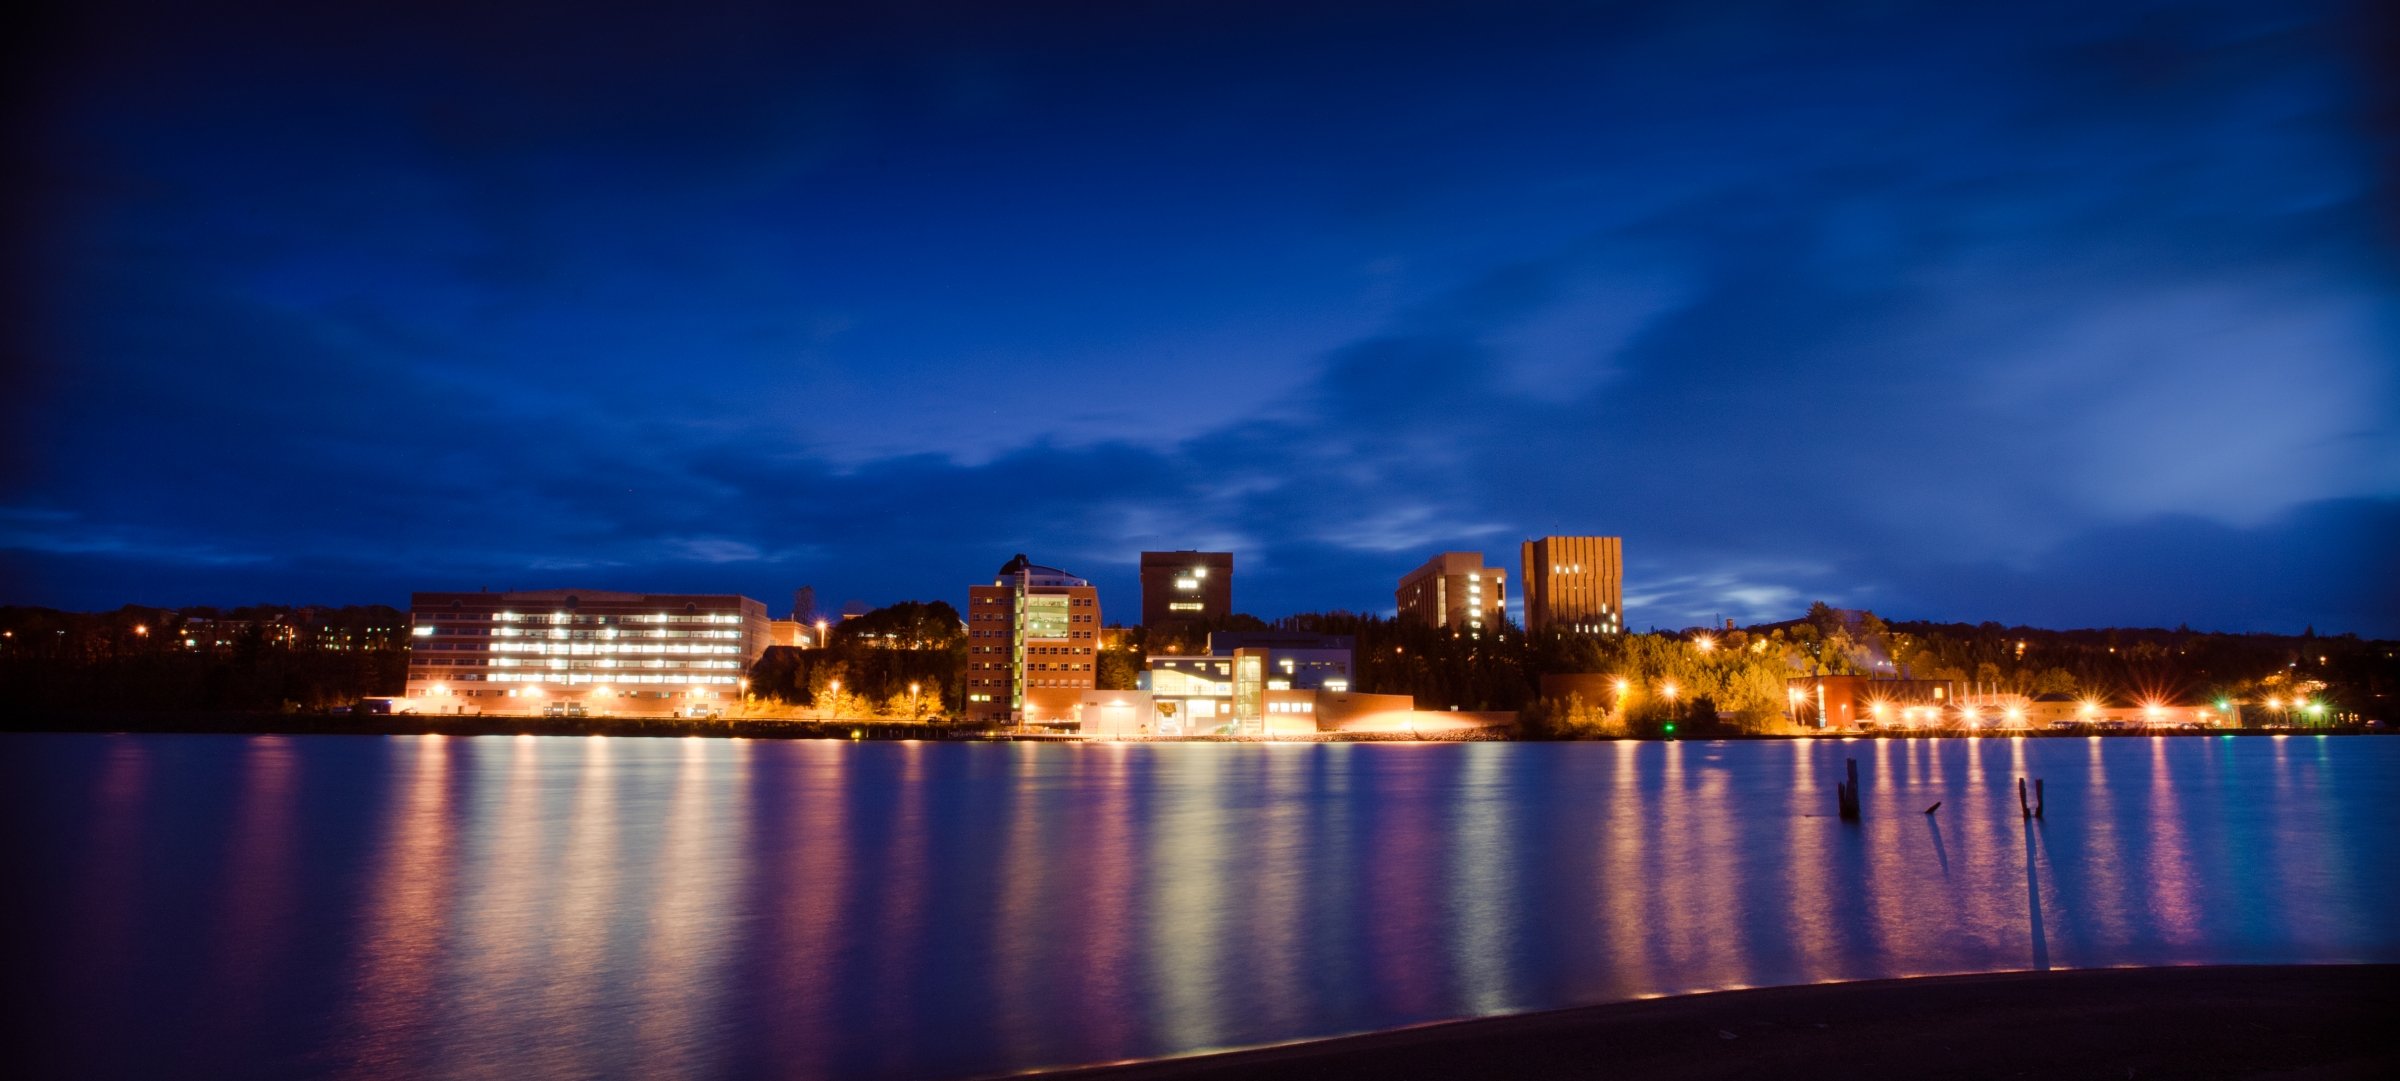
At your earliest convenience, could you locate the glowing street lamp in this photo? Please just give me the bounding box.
[909,681,922,720]
[1695,635,1716,653]
[815,619,829,649]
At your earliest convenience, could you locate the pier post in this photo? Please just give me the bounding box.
[1838,757,1860,820]
[2018,777,2031,819]
[2035,778,2045,819]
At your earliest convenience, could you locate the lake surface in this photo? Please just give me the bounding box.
[6,733,2395,1080]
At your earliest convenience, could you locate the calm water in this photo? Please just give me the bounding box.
[6,733,2395,1079]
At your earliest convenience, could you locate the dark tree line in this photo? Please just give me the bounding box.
[0,604,411,717]
[748,601,968,716]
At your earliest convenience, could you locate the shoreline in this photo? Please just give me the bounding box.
[0,709,2379,742]
[1032,965,2396,1080]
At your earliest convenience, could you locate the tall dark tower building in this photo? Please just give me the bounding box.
[1139,550,1233,628]
[1520,535,1623,635]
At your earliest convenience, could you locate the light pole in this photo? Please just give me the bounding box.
[827,678,842,721]
[909,681,922,721]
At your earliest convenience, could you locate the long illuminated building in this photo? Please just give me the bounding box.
[405,589,771,714]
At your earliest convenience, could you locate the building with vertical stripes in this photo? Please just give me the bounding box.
[1519,535,1624,635]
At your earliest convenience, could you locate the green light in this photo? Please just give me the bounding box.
[2215,700,2230,711]
[1663,723,1676,734]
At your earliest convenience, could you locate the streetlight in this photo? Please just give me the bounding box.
[827,678,842,720]
[815,619,829,649]
[1695,635,1715,653]
[909,681,922,720]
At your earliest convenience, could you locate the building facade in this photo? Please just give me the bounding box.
[1520,535,1624,635]
[1395,552,1506,635]
[1139,550,1233,627]
[1205,630,1355,691]
[966,554,1102,726]
[1787,675,1955,729]
[404,589,770,716]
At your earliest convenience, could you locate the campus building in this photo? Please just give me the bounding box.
[404,589,771,716]
[1139,630,1358,735]
[1206,630,1355,691]
[966,554,1102,726]
[1396,552,1506,635]
[1139,550,1233,627]
[1520,535,1624,635]
[1786,675,1956,729]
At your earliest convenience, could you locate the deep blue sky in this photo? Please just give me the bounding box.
[6,1,2396,634]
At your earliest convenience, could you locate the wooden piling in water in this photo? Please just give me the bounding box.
[2018,777,2031,819]
[1838,757,1860,820]
[2035,778,2045,819]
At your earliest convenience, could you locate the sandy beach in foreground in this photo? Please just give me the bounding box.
[1039,965,2395,1080]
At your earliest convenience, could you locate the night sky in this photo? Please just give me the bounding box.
[6,1,2396,635]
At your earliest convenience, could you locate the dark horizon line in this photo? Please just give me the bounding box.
[2,594,2385,644]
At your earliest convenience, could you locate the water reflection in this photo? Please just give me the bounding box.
[2024,819,2051,971]
[343,735,454,1077]
[12,734,2398,1081]
[207,737,299,1044]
